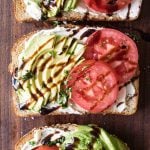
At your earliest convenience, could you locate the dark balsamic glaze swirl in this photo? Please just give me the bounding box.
[80,29,96,39]
[40,106,60,115]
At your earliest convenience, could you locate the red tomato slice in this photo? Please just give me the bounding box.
[68,60,118,113]
[84,28,138,84]
[35,146,59,150]
[67,60,95,87]
[83,0,131,13]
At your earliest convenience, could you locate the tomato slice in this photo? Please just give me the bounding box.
[83,0,131,13]
[84,28,138,84]
[67,60,95,87]
[68,60,118,113]
[35,146,59,150]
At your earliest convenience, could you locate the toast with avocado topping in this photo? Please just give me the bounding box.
[14,0,143,22]
[9,26,139,117]
[15,124,129,150]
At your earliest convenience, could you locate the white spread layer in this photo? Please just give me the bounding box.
[18,26,137,114]
[21,127,66,150]
[24,0,42,20]
[110,82,136,113]
[23,0,142,21]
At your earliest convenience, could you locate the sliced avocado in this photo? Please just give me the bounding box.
[66,40,78,56]
[61,125,103,150]
[33,97,44,112]
[17,31,86,112]
[47,7,59,18]
[31,49,53,72]
[93,138,103,150]
[64,0,77,11]
[61,0,65,7]
[28,52,51,109]
[110,135,129,150]
[56,0,62,8]
[64,0,72,11]
[72,43,86,61]
[54,36,67,54]
[28,101,36,110]
[43,93,51,106]
[78,125,93,132]
[64,37,74,51]
[43,0,62,18]
[21,34,56,61]
[60,125,129,150]
[70,0,77,9]
[100,128,129,150]
[28,36,70,111]
[23,35,56,111]
[100,129,117,150]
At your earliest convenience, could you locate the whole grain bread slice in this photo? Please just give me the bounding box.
[13,0,142,22]
[15,124,129,150]
[9,28,139,117]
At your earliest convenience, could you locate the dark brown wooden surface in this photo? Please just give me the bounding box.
[0,0,150,150]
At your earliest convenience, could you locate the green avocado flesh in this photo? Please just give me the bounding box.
[60,125,129,150]
[34,0,78,19]
[42,125,128,150]
[16,31,85,112]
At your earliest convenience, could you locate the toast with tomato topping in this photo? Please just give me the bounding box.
[14,0,142,22]
[15,124,129,150]
[9,26,139,117]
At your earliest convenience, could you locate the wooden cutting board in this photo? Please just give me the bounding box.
[0,0,150,149]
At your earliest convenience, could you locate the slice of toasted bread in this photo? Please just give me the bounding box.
[15,124,129,150]
[13,0,143,22]
[9,26,139,117]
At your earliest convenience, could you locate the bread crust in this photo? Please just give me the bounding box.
[15,128,34,150]
[9,28,139,117]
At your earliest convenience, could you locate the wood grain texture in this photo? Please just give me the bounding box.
[0,0,150,150]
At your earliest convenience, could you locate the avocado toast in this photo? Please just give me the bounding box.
[15,124,129,150]
[9,25,139,117]
[14,0,143,22]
